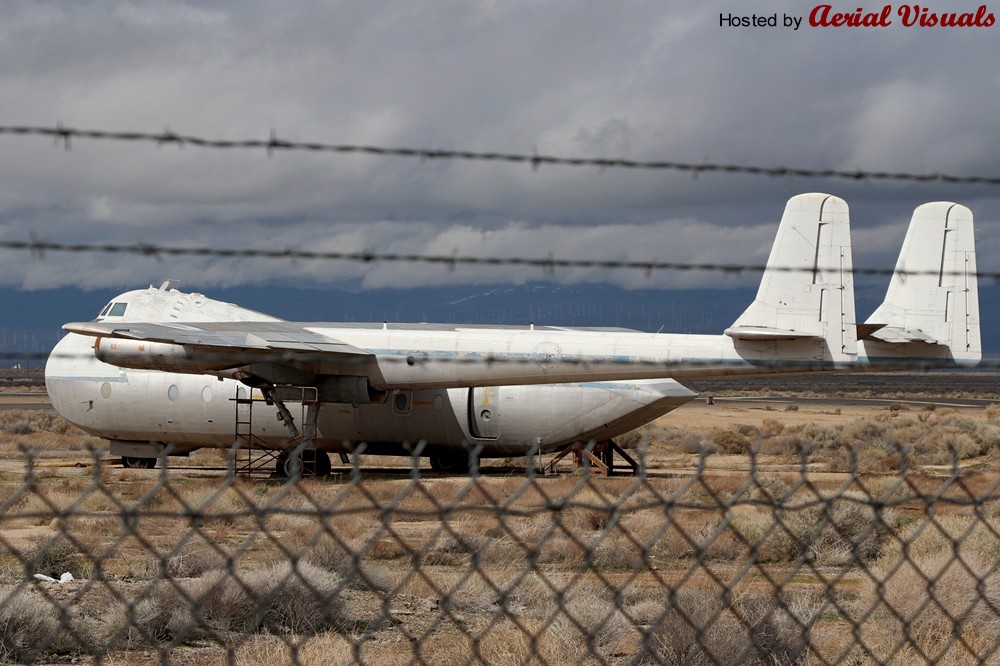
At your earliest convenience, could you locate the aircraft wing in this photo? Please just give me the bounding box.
[62,320,387,394]
[64,321,371,356]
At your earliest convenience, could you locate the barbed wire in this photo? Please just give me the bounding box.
[3,124,1000,185]
[1,238,996,281]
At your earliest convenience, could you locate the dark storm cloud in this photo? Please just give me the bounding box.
[0,0,997,290]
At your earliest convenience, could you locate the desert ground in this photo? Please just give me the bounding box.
[1,372,999,664]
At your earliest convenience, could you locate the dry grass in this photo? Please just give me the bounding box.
[643,584,823,665]
[0,591,85,661]
[852,552,1000,664]
[4,401,1000,662]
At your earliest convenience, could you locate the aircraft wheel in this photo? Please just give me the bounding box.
[122,456,157,469]
[309,450,333,477]
[429,454,471,474]
[276,449,332,478]
[274,451,289,477]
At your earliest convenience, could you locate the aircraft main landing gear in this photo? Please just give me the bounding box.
[429,454,471,474]
[121,456,157,469]
[275,449,332,478]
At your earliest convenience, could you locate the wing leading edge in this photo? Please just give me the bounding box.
[64,321,372,356]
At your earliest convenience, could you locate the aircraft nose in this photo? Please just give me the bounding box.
[45,333,105,432]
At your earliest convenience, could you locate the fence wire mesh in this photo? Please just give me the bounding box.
[4,430,1000,665]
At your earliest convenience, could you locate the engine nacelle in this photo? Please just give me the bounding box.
[94,337,237,374]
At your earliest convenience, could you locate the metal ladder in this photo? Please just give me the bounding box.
[232,387,279,477]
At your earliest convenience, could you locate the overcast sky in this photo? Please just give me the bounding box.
[0,0,997,293]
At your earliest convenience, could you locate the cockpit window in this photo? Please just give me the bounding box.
[107,302,128,317]
[98,303,113,317]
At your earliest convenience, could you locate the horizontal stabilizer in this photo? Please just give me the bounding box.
[724,326,822,341]
[863,326,938,345]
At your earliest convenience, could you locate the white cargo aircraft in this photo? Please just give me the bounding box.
[44,194,980,475]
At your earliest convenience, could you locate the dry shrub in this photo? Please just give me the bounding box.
[712,429,751,455]
[590,532,647,571]
[477,613,631,665]
[751,476,791,502]
[473,585,630,664]
[653,514,723,560]
[194,562,347,635]
[760,417,785,437]
[504,573,551,616]
[28,534,96,579]
[248,561,347,634]
[857,552,1000,663]
[158,542,228,579]
[568,505,616,533]
[940,431,984,460]
[295,531,396,593]
[537,532,586,568]
[788,422,840,450]
[882,513,1000,564]
[674,431,715,454]
[785,490,899,565]
[641,586,821,665]
[723,508,789,562]
[978,423,1000,453]
[559,594,633,657]
[0,589,89,660]
[717,490,899,565]
[756,434,804,456]
[641,509,691,552]
[101,583,195,648]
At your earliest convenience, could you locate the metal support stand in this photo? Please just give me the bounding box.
[544,440,639,476]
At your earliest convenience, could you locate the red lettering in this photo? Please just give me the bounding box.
[898,5,917,26]
[809,5,833,26]
[810,4,894,27]
[810,3,997,28]
[897,4,996,27]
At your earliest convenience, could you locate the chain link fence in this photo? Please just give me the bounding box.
[3,442,1000,665]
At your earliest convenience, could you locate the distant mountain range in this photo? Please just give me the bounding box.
[6,282,999,363]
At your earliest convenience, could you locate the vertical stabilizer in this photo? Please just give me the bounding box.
[725,193,857,362]
[863,202,980,365]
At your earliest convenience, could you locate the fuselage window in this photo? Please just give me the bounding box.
[108,303,128,317]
